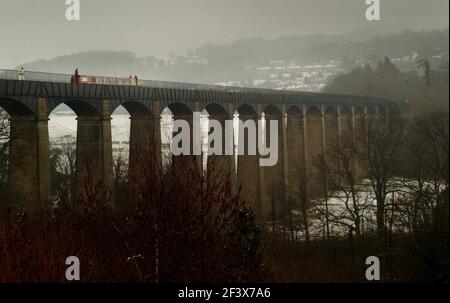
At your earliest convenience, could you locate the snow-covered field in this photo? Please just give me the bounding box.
[285,178,446,241]
[49,112,130,146]
[48,111,445,241]
[48,110,229,167]
[49,110,175,164]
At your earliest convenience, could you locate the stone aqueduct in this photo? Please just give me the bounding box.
[0,76,399,217]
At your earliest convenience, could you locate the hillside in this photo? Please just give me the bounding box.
[20,29,449,91]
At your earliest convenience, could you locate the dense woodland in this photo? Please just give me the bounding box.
[324,56,449,113]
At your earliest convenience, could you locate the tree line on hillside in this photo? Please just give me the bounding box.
[324,56,449,113]
[19,29,449,85]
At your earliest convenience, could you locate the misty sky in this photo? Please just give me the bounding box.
[0,0,448,68]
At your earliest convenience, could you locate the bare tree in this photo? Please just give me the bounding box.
[0,109,8,142]
[315,154,330,240]
[403,113,448,231]
[359,116,406,240]
[320,138,372,239]
[296,168,311,243]
[0,109,10,196]
[417,58,432,87]
[50,136,76,206]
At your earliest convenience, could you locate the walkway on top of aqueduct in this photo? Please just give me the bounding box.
[0,69,400,117]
